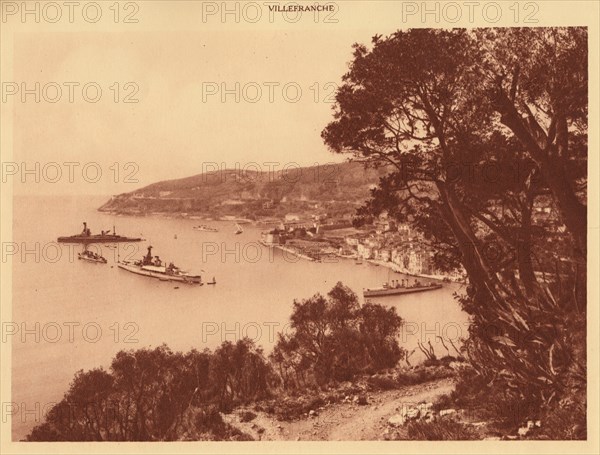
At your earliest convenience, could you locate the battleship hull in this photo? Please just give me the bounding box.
[118,262,202,284]
[363,283,443,298]
[58,234,143,243]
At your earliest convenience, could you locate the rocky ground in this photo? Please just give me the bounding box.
[219,363,549,442]
[222,377,458,441]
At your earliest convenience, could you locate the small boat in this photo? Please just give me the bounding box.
[58,222,143,243]
[207,277,217,285]
[363,281,443,298]
[118,246,203,284]
[234,223,243,235]
[78,250,107,264]
[193,224,219,232]
[355,261,363,265]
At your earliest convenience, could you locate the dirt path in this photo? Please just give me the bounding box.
[224,377,456,441]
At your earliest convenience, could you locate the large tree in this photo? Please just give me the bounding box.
[485,28,588,260]
[271,282,404,385]
[322,28,587,418]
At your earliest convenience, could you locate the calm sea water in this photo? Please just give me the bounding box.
[11,194,469,440]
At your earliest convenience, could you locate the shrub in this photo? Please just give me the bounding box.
[395,364,455,386]
[258,395,327,421]
[26,341,269,441]
[366,375,398,391]
[270,282,405,387]
[239,410,257,423]
[536,394,586,440]
[406,420,479,440]
[195,406,254,441]
[446,368,535,431]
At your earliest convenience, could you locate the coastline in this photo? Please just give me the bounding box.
[364,259,467,284]
[259,241,316,262]
[101,209,464,284]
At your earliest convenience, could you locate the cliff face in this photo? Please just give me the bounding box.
[98,162,388,218]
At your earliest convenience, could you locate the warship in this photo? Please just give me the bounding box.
[363,279,443,297]
[58,222,143,243]
[118,246,203,284]
[78,249,107,264]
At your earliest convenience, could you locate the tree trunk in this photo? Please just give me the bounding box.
[492,90,587,259]
[436,180,502,305]
[517,196,536,295]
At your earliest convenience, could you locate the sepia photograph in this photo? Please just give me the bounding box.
[0,1,598,453]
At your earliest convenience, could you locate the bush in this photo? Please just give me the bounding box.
[406,420,479,440]
[259,395,327,421]
[270,282,405,387]
[536,394,586,440]
[395,365,455,386]
[195,406,254,441]
[26,341,270,441]
[366,375,398,391]
[446,368,535,431]
[239,410,257,423]
[367,362,457,391]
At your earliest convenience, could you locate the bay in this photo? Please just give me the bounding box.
[10,194,469,440]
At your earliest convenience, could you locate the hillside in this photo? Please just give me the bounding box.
[98,162,388,220]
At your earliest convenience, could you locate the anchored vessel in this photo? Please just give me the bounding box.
[234,223,243,235]
[78,249,107,264]
[193,224,219,232]
[118,246,203,284]
[58,222,143,243]
[363,279,442,297]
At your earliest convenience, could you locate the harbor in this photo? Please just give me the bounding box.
[6,17,589,443]
[12,194,468,441]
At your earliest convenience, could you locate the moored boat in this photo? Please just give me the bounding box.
[78,250,107,264]
[118,246,203,284]
[58,222,143,243]
[363,280,442,297]
[234,223,243,235]
[193,224,219,232]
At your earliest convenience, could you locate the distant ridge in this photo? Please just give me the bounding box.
[98,161,388,218]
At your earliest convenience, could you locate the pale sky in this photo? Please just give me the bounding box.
[11,29,362,196]
[1,0,582,195]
